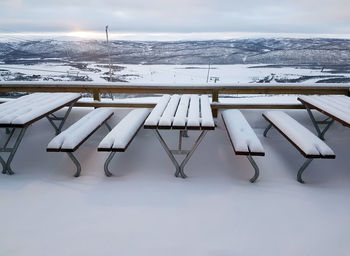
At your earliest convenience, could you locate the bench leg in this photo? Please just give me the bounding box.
[263,123,273,137]
[105,122,112,132]
[304,105,334,140]
[0,127,27,175]
[246,155,260,183]
[66,152,81,177]
[46,101,75,135]
[104,152,116,177]
[297,158,313,184]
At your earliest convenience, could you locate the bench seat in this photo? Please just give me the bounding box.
[222,110,265,182]
[98,108,151,176]
[47,108,114,152]
[263,110,335,183]
[47,107,114,176]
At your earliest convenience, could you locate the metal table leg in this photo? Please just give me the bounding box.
[46,101,75,135]
[0,127,27,175]
[154,129,208,178]
[304,105,334,140]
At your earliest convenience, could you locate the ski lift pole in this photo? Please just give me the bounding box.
[206,60,211,83]
[105,25,112,82]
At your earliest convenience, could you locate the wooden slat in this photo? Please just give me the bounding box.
[158,95,180,129]
[200,95,215,129]
[75,101,156,108]
[211,103,304,110]
[144,95,171,129]
[172,95,190,129]
[0,82,349,95]
[187,95,200,129]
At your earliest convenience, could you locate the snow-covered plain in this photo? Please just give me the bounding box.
[1,107,350,255]
[1,63,349,84]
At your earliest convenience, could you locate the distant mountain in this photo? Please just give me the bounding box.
[0,38,349,65]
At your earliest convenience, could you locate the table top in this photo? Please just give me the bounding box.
[144,94,215,130]
[298,95,350,127]
[0,93,81,127]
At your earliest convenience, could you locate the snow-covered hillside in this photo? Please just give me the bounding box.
[1,38,350,65]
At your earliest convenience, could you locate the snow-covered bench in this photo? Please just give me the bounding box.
[47,108,114,177]
[98,108,151,177]
[222,110,265,183]
[262,111,335,183]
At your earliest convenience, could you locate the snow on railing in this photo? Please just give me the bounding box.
[0,81,349,116]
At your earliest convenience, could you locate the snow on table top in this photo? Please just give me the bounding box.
[264,111,335,157]
[158,95,180,127]
[187,95,200,127]
[144,95,170,127]
[298,95,350,126]
[145,94,214,129]
[47,108,113,151]
[200,95,215,128]
[98,108,151,151]
[173,95,190,128]
[0,93,81,126]
[222,110,264,154]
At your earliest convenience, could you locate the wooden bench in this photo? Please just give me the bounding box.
[98,108,151,177]
[47,108,114,177]
[262,111,335,183]
[222,110,265,183]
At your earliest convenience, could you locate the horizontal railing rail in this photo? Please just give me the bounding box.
[0,82,349,116]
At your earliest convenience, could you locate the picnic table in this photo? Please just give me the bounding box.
[298,95,350,139]
[144,94,215,178]
[0,92,81,175]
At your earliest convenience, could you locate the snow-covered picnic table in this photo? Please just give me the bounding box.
[144,94,215,178]
[298,95,350,139]
[0,92,81,175]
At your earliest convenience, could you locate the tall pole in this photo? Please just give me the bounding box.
[206,60,211,83]
[105,25,112,82]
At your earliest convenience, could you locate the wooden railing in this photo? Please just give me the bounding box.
[0,82,349,116]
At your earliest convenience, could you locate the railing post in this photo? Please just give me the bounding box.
[212,89,219,118]
[93,89,100,101]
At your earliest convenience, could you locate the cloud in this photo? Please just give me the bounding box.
[0,0,349,36]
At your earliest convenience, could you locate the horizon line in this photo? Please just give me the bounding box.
[1,31,350,42]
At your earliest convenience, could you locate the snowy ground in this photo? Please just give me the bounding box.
[1,106,350,255]
[1,63,349,84]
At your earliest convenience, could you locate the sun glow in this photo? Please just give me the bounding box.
[67,31,105,39]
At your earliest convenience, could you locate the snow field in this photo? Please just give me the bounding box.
[1,107,350,255]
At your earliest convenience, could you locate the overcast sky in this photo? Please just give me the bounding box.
[0,0,349,40]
